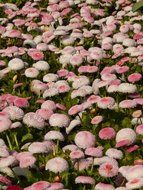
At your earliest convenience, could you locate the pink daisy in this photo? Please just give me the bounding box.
[46,157,69,173]
[85,147,103,157]
[70,150,84,160]
[136,124,143,135]
[24,181,50,190]
[97,97,115,109]
[98,162,119,177]
[28,49,44,60]
[128,73,142,83]
[116,128,136,147]
[119,100,137,108]
[74,131,96,149]
[75,176,95,185]
[16,152,36,168]
[91,116,103,125]
[126,145,139,153]
[68,104,83,115]
[36,108,53,120]
[134,98,143,105]
[126,178,143,189]
[95,182,115,190]
[99,127,116,140]
[78,65,98,73]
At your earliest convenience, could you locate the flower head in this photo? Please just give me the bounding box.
[75,131,96,149]
[46,157,69,173]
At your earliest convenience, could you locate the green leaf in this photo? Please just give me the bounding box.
[133,0,143,12]
[122,117,131,127]
[22,133,33,142]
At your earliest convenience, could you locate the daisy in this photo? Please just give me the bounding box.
[28,49,44,60]
[70,150,84,160]
[87,95,101,104]
[43,73,58,82]
[28,142,49,154]
[63,144,78,152]
[118,83,137,94]
[74,131,96,149]
[68,104,83,115]
[72,76,90,89]
[107,85,119,93]
[46,157,69,173]
[126,178,143,190]
[126,145,139,153]
[105,148,123,159]
[0,118,11,133]
[10,121,22,129]
[119,100,137,109]
[125,165,143,180]
[23,112,45,129]
[14,98,29,108]
[0,156,16,168]
[44,131,64,141]
[89,47,103,60]
[36,43,48,51]
[132,110,142,118]
[30,80,47,95]
[91,116,103,125]
[0,146,9,157]
[49,113,70,127]
[85,147,103,157]
[3,106,24,120]
[16,152,36,168]
[8,58,24,71]
[101,73,117,82]
[25,67,39,78]
[36,108,53,120]
[98,161,119,177]
[97,97,115,109]
[24,181,50,190]
[75,176,95,185]
[123,38,135,47]
[95,182,115,190]
[70,54,83,66]
[136,124,143,135]
[99,127,116,140]
[94,156,118,166]
[134,98,143,105]
[116,128,136,147]
[41,100,56,111]
[128,73,142,83]
[43,87,59,98]
[74,158,93,171]
[66,118,81,134]
[33,61,50,71]
[78,65,98,73]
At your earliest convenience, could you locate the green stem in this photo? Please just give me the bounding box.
[53,147,56,156]
[14,133,19,149]
[91,162,94,172]
[65,173,69,186]
[6,134,12,150]
[83,185,86,190]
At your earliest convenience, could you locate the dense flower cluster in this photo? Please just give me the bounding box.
[0,0,142,189]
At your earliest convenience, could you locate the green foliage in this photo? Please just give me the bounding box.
[21,133,33,143]
[133,0,143,12]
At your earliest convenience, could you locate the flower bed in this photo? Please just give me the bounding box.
[0,0,143,189]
